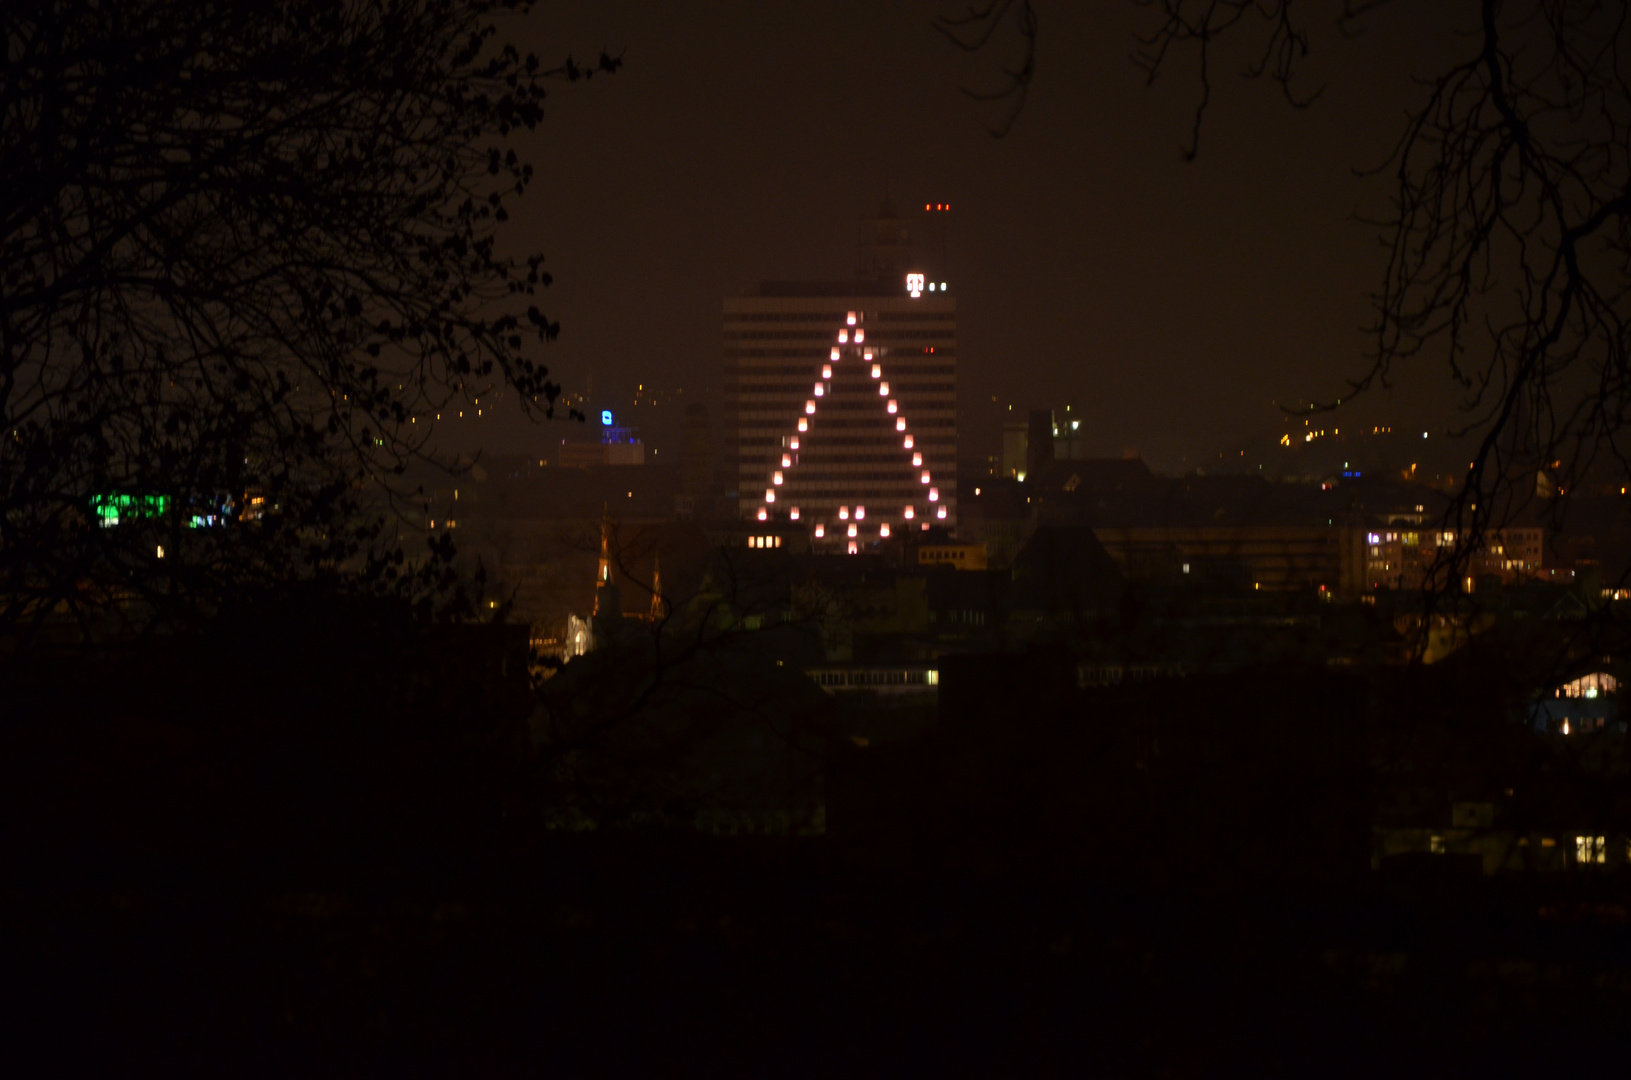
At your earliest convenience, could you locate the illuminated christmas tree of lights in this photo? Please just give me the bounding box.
[756,310,944,553]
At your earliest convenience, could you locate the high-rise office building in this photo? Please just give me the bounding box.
[723,202,956,549]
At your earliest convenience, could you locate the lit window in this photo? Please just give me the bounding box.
[815,524,825,538]
[789,437,799,450]
[846,312,856,326]
[887,401,897,414]
[880,523,890,538]
[871,364,881,379]
[855,506,865,520]
[798,418,808,432]
[790,508,800,520]
[903,435,914,449]
[1577,836,1606,864]
[782,455,792,468]
[847,524,858,538]
[806,400,816,414]
[757,508,767,521]
[773,472,783,485]
[904,507,915,519]
[921,472,931,484]
[838,330,848,343]
[839,507,849,520]
[765,489,775,502]
[913,453,923,467]
[896,418,906,431]
[831,348,840,361]
[815,384,824,396]
[848,541,859,554]
[854,330,864,343]
[822,365,832,379]
[879,383,888,396]
[929,488,939,501]
[937,507,947,519]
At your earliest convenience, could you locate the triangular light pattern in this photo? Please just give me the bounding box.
[759,310,943,551]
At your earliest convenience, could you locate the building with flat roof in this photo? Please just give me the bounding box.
[723,201,957,550]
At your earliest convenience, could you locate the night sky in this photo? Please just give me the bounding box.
[463,1,1475,474]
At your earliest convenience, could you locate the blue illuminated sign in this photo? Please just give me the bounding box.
[600,409,613,426]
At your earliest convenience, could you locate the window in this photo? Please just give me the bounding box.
[1576,836,1606,865]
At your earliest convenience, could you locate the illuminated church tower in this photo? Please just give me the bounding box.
[723,200,957,545]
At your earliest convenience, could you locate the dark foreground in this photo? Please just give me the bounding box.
[3,617,1630,1076]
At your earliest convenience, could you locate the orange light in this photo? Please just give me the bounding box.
[814,523,824,537]
[798,418,808,432]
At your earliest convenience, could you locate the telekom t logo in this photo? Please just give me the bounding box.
[906,273,924,298]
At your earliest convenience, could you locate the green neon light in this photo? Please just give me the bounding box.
[90,493,170,528]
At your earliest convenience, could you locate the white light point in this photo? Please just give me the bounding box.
[814,524,825,538]
[855,506,865,520]
[912,453,922,467]
[822,365,832,379]
[937,507,947,519]
[928,488,939,501]
[765,489,775,503]
[848,541,858,554]
[838,330,848,343]
[839,507,849,520]
[846,312,857,326]
[903,435,913,449]
[863,350,873,361]
[773,472,783,485]
[789,437,799,450]
[847,523,858,538]
[880,524,891,538]
[831,348,840,361]
[879,382,888,395]
[921,472,930,484]
[791,508,800,521]
[805,400,816,414]
[798,419,808,432]
[904,506,915,519]
[887,401,897,414]
[854,329,864,343]
[871,365,881,379]
[896,418,906,431]
[782,454,792,468]
[757,508,767,521]
[814,384,824,397]
[906,273,924,297]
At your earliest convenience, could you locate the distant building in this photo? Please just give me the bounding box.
[723,199,957,550]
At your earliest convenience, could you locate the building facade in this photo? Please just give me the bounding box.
[723,281,957,548]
